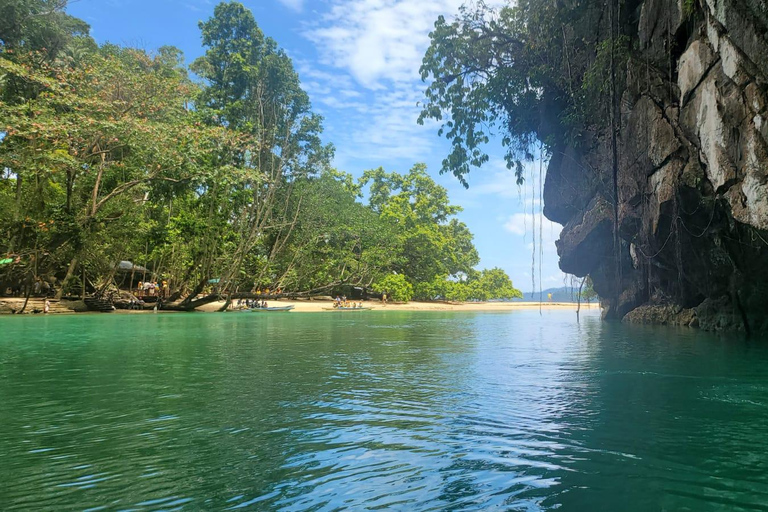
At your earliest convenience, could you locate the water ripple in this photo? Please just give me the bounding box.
[1,310,767,510]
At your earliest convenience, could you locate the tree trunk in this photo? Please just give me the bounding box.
[98,261,120,297]
[17,270,34,314]
[91,153,106,217]
[180,277,207,305]
[66,169,74,213]
[56,255,79,299]
[18,283,32,314]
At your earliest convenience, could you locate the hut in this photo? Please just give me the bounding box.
[116,261,151,289]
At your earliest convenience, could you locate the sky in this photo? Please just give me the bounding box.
[67,0,567,293]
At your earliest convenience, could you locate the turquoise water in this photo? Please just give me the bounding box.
[1,310,767,510]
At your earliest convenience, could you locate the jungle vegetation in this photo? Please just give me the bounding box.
[0,0,522,306]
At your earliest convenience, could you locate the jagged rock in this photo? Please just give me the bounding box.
[543,144,596,225]
[556,196,614,276]
[720,36,752,86]
[729,124,768,229]
[623,304,698,326]
[639,0,684,67]
[681,74,739,191]
[745,83,767,116]
[543,0,768,331]
[649,160,683,234]
[624,95,681,171]
[678,39,716,105]
[695,296,746,331]
[703,0,768,79]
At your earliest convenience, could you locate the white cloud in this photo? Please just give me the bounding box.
[305,0,506,88]
[298,0,508,171]
[504,213,561,244]
[338,89,361,98]
[462,158,549,200]
[277,0,304,12]
[305,0,453,88]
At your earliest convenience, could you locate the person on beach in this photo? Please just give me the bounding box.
[44,300,50,314]
[382,293,387,305]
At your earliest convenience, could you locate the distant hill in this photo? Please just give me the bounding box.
[511,286,596,303]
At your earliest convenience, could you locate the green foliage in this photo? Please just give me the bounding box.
[468,267,523,301]
[580,276,597,303]
[0,0,505,304]
[372,274,413,303]
[361,163,479,284]
[267,169,391,292]
[414,268,522,302]
[0,0,89,60]
[420,0,628,180]
[191,1,331,176]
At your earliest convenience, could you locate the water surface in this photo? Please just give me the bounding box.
[1,310,767,510]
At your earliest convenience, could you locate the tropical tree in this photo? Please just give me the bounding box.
[361,163,479,284]
[414,268,522,301]
[0,0,516,309]
[189,1,332,301]
[419,0,621,182]
[0,42,225,297]
[372,273,413,303]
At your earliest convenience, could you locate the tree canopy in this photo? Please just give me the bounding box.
[0,0,522,306]
[419,0,626,184]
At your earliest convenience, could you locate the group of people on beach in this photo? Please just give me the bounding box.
[333,296,364,308]
[136,280,168,298]
[238,299,269,309]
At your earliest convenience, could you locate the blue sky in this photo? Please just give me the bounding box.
[67,0,567,293]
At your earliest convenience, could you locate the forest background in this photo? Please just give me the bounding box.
[0,0,528,305]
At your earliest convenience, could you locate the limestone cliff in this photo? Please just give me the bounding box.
[544,0,768,332]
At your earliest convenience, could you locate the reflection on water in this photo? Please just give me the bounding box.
[1,310,767,510]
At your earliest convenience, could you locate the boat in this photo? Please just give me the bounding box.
[248,305,295,312]
[322,307,373,311]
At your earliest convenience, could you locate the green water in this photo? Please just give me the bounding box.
[1,310,767,511]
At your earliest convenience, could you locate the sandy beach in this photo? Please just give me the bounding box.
[0,297,600,315]
[197,299,601,313]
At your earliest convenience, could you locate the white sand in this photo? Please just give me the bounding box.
[197,299,601,313]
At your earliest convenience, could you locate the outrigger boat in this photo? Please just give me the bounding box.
[247,305,295,312]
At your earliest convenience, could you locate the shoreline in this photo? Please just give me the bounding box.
[0,297,601,315]
[196,299,601,313]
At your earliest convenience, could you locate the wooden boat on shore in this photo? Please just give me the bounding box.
[248,305,295,312]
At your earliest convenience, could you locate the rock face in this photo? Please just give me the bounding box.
[544,0,768,332]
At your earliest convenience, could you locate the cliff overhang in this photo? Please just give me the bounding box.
[544,0,768,332]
